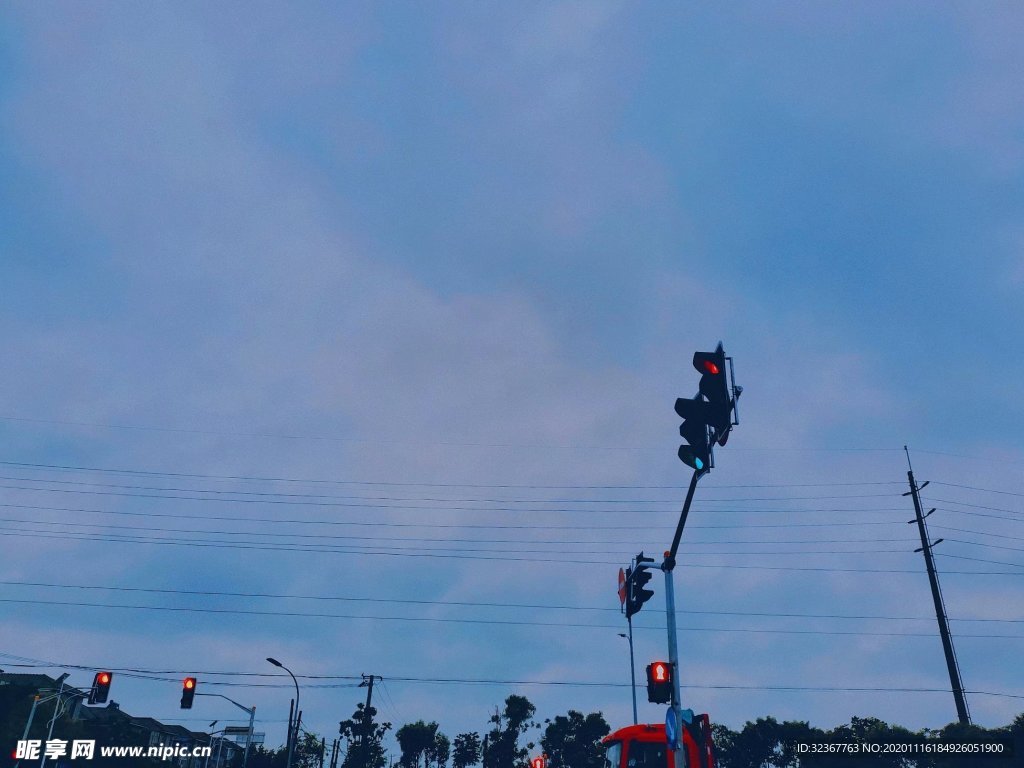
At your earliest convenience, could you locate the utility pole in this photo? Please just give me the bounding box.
[904,447,971,725]
[359,674,377,768]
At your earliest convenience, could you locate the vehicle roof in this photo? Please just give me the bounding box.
[602,724,666,744]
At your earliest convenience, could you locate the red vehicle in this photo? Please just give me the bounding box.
[602,719,716,768]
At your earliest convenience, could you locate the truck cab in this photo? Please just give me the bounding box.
[602,719,716,768]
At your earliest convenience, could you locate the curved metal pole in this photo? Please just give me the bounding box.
[268,658,300,768]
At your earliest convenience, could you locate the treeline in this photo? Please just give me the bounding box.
[243,697,1024,768]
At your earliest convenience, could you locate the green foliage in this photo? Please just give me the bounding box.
[398,721,440,768]
[339,702,392,768]
[246,733,324,768]
[482,696,539,768]
[430,731,451,768]
[540,710,610,768]
[453,732,483,768]
[712,714,1023,768]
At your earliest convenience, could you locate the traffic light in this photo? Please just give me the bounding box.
[693,343,734,446]
[625,552,656,618]
[531,757,546,768]
[674,394,711,472]
[676,342,741,472]
[645,661,673,704]
[88,671,113,705]
[180,677,197,709]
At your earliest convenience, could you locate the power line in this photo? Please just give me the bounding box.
[0,415,907,453]
[0,482,902,511]
[2,529,1021,573]
[0,457,907,490]
[0,519,922,555]
[1,579,1020,622]
[0,513,922,546]
[932,481,1024,498]
[2,654,1021,700]
[0,501,911,530]
[0,473,907,505]
[0,525,919,557]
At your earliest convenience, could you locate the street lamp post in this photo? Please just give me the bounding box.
[267,657,300,768]
[196,693,256,768]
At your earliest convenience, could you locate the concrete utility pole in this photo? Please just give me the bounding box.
[904,447,971,725]
[359,675,378,767]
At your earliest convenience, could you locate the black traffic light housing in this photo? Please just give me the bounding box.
[625,552,656,619]
[88,671,113,705]
[693,344,732,445]
[674,395,711,473]
[646,661,673,704]
[676,342,741,472]
[180,677,197,709]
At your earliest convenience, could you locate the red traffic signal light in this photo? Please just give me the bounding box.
[89,671,113,705]
[180,677,197,709]
[646,661,673,704]
[531,757,546,768]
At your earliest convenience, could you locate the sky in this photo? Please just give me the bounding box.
[1,0,1023,756]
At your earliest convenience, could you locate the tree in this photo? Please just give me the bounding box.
[397,721,439,768]
[711,717,819,768]
[339,702,392,768]
[482,696,538,768]
[429,732,451,768]
[452,732,482,768]
[540,710,610,768]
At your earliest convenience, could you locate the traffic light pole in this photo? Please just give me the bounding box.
[661,468,701,768]
[665,470,701,570]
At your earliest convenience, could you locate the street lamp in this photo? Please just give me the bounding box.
[267,657,300,768]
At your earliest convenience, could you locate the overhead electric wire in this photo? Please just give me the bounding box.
[924,496,1023,515]
[0,458,907,490]
[1,578,1020,622]
[0,517,923,552]
[0,482,903,512]
[932,525,1024,543]
[0,598,1020,638]
[931,481,1024,498]
[2,653,1021,701]
[0,525,919,558]
[0,501,911,530]
[0,528,1019,573]
[0,414,907,454]
[0,473,907,505]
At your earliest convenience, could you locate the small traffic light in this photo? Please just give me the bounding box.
[531,756,546,768]
[180,677,197,709]
[625,552,656,618]
[88,671,113,705]
[646,661,673,704]
[674,394,711,472]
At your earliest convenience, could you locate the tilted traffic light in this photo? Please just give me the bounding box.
[645,661,673,704]
[693,343,733,446]
[674,394,711,472]
[180,677,197,709]
[88,671,113,705]
[625,552,656,618]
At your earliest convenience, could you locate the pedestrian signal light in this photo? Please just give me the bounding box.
[646,661,673,704]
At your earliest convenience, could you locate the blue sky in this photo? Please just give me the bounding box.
[1,0,1022,754]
